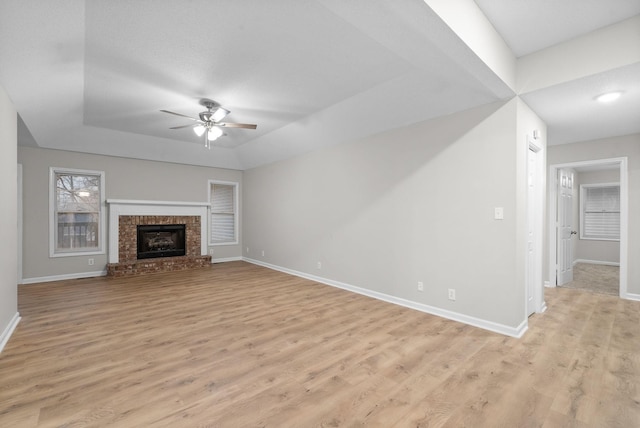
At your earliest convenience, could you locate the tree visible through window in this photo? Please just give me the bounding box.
[51,168,104,255]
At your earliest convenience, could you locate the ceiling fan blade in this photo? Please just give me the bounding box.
[217,122,257,129]
[160,109,199,121]
[169,124,198,130]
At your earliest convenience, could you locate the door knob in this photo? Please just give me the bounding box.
[570,230,577,235]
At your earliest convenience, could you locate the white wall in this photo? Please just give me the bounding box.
[18,147,243,281]
[244,99,532,333]
[0,85,19,352]
[575,169,620,264]
[547,133,640,295]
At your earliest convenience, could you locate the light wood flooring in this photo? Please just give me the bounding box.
[1,261,639,427]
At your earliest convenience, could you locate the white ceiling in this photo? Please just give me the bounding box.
[1,0,638,170]
[521,62,640,145]
[474,0,640,57]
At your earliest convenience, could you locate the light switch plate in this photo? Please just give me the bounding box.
[494,207,504,220]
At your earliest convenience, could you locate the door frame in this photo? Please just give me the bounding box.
[17,163,22,285]
[547,157,628,298]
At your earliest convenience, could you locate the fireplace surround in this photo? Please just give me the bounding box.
[106,199,211,276]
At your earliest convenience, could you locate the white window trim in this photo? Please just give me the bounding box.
[49,167,106,257]
[579,182,620,242]
[208,179,239,246]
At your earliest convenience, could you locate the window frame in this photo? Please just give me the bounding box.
[49,167,106,257]
[208,179,239,246]
[579,182,620,242]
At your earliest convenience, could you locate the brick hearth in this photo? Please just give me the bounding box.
[107,215,211,276]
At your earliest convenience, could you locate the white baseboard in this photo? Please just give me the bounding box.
[211,256,243,264]
[20,258,243,282]
[21,270,107,285]
[573,259,620,267]
[243,257,528,338]
[537,299,548,314]
[0,312,21,353]
[623,292,640,302]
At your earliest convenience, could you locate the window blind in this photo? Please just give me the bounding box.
[582,185,620,240]
[210,183,236,243]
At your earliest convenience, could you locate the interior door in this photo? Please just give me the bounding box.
[557,168,575,285]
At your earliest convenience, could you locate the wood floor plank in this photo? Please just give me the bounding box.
[1,262,639,427]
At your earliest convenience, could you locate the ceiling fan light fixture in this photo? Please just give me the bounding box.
[208,126,223,141]
[211,107,230,122]
[193,125,206,136]
[596,91,622,103]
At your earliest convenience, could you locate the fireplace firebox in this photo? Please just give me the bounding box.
[137,224,186,259]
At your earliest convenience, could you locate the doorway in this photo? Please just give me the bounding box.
[548,158,628,298]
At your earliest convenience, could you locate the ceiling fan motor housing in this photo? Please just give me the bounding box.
[199,111,214,122]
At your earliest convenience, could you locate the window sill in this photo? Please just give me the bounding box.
[50,249,105,258]
[209,241,238,247]
[579,236,620,242]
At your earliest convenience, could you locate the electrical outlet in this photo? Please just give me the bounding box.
[246,247,249,253]
[317,261,322,269]
[417,281,424,292]
[209,248,214,256]
[448,288,456,301]
[261,250,265,257]
[88,258,94,266]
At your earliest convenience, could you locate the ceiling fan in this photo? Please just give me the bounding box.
[161,99,257,149]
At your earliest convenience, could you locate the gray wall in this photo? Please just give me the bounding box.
[575,169,620,264]
[0,85,18,349]
[15,97,547,333]
[243,99,538,330]
[547,133,640,295]
[18,147,243,281]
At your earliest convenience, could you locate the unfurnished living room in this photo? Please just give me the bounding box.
[1,1,639,427]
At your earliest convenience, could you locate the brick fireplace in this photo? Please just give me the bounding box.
[106,200,211,276]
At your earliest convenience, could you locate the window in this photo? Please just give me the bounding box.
[50,168,105,257]
[580,183,620,241]
[209,180,238,245]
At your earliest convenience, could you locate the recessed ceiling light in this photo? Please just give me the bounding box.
[596,91,622,103]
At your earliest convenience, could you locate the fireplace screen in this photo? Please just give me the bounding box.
[137,224,186,259]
